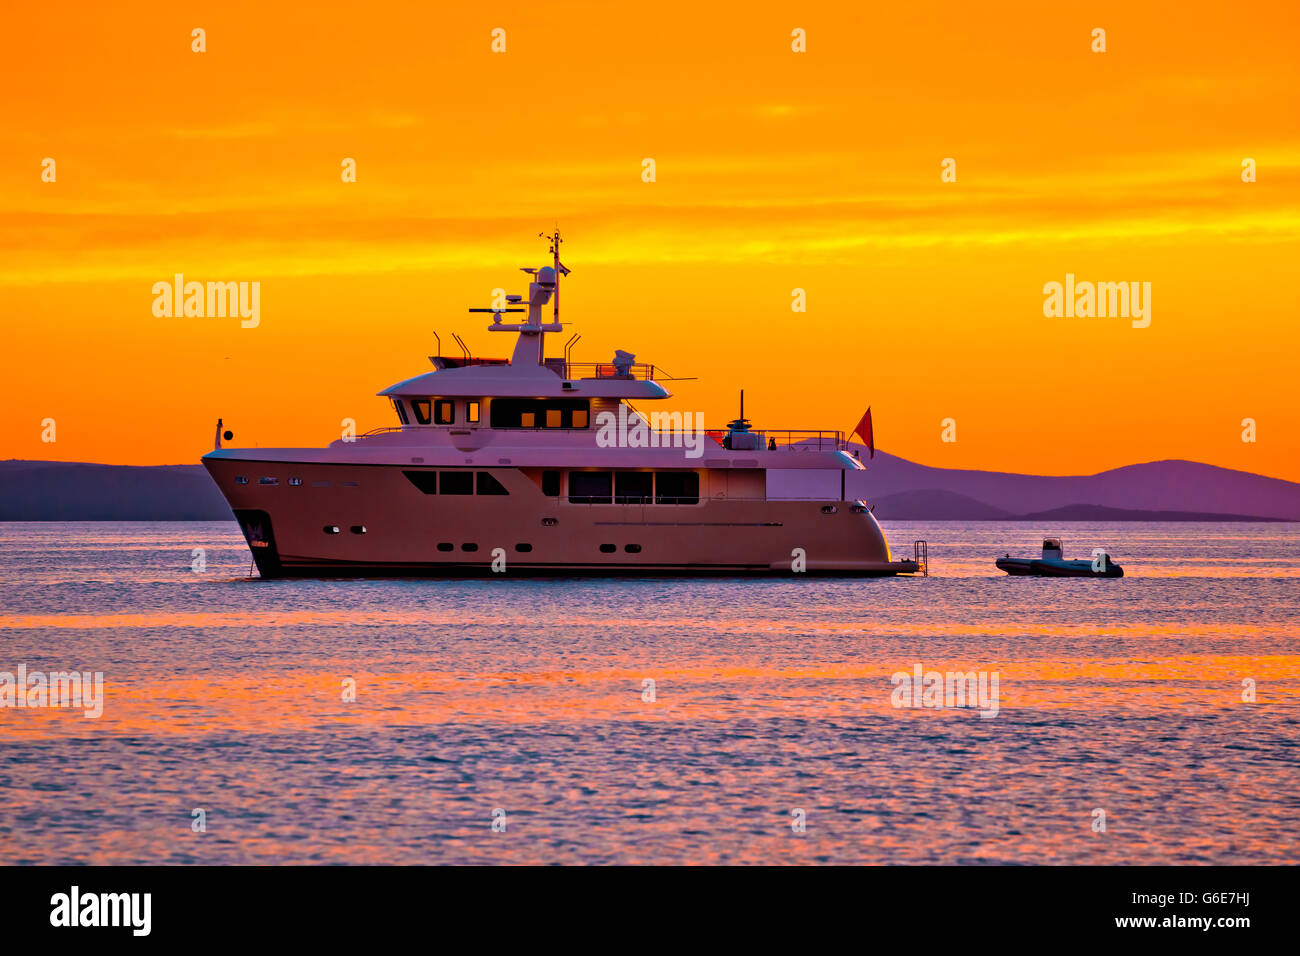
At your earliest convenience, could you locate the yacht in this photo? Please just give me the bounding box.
[202,234,925,577]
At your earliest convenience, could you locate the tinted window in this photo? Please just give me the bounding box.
[491,398,590,428]
[412,400,432,425]
[403,471,438,494]
[541,470,561,497]
[655,471,699,504]
[434,400,454,425]
[476,471,509,495]
[615,471,653,504]
[440,471,473,495]
[394,400,409,425]
[569,471,612,503]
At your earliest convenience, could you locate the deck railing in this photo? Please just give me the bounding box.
[703,429,847,452]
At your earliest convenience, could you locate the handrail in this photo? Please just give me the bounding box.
[704,429,847,451]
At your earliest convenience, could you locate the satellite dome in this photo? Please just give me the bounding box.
[536,266,557,285]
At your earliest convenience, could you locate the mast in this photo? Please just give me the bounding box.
[542,228,563,324]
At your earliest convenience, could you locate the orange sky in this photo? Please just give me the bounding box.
[2,1,1298,479]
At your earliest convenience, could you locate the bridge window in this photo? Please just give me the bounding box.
[393,400,409,425]
[412,400,432,425]
[434,400,455,425]
[491,398,590,429]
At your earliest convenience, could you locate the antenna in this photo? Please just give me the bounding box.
[540,227,566,323]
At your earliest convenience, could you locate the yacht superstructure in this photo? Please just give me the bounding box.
[202,234,924,577]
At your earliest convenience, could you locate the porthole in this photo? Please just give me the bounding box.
[515,543,533,553]
[235,476,248,485]
[461,543,479,552]
[288,477,303,486]
[821,505,837,514]
[350,525,367,534]
[259,477,279,486]
[625,544,642,554]
[437,542,454,552]
[323,525,340,534]
[599,543,616,554]
[541,517,558,527]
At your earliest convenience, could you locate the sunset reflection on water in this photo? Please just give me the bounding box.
[1,521,1297,864]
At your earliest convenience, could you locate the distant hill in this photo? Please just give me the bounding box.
[1,455,1296,521]
[844,449,1300,521]
[1018,504,1290,522]
[0,461,229,520]
[870,489,1013,520]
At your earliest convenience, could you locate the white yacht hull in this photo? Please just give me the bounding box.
[203,458,920,578]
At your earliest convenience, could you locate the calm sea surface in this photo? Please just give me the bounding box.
[1,521,1297,865]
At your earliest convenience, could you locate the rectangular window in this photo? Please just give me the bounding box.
[568,471,613,504]
[393,400,409,425]
[412,400,432,425]
[258,477,279,486]
[655,471,700,505]
[440,471,474,495]
[434,400,455,425]
[615,471,653,504]
[541,470,561,497]
[490,398,591,428]
[467,401,480,424]
[476,471,509,495]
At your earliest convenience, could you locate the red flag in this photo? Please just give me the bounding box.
[852,407,874,459]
